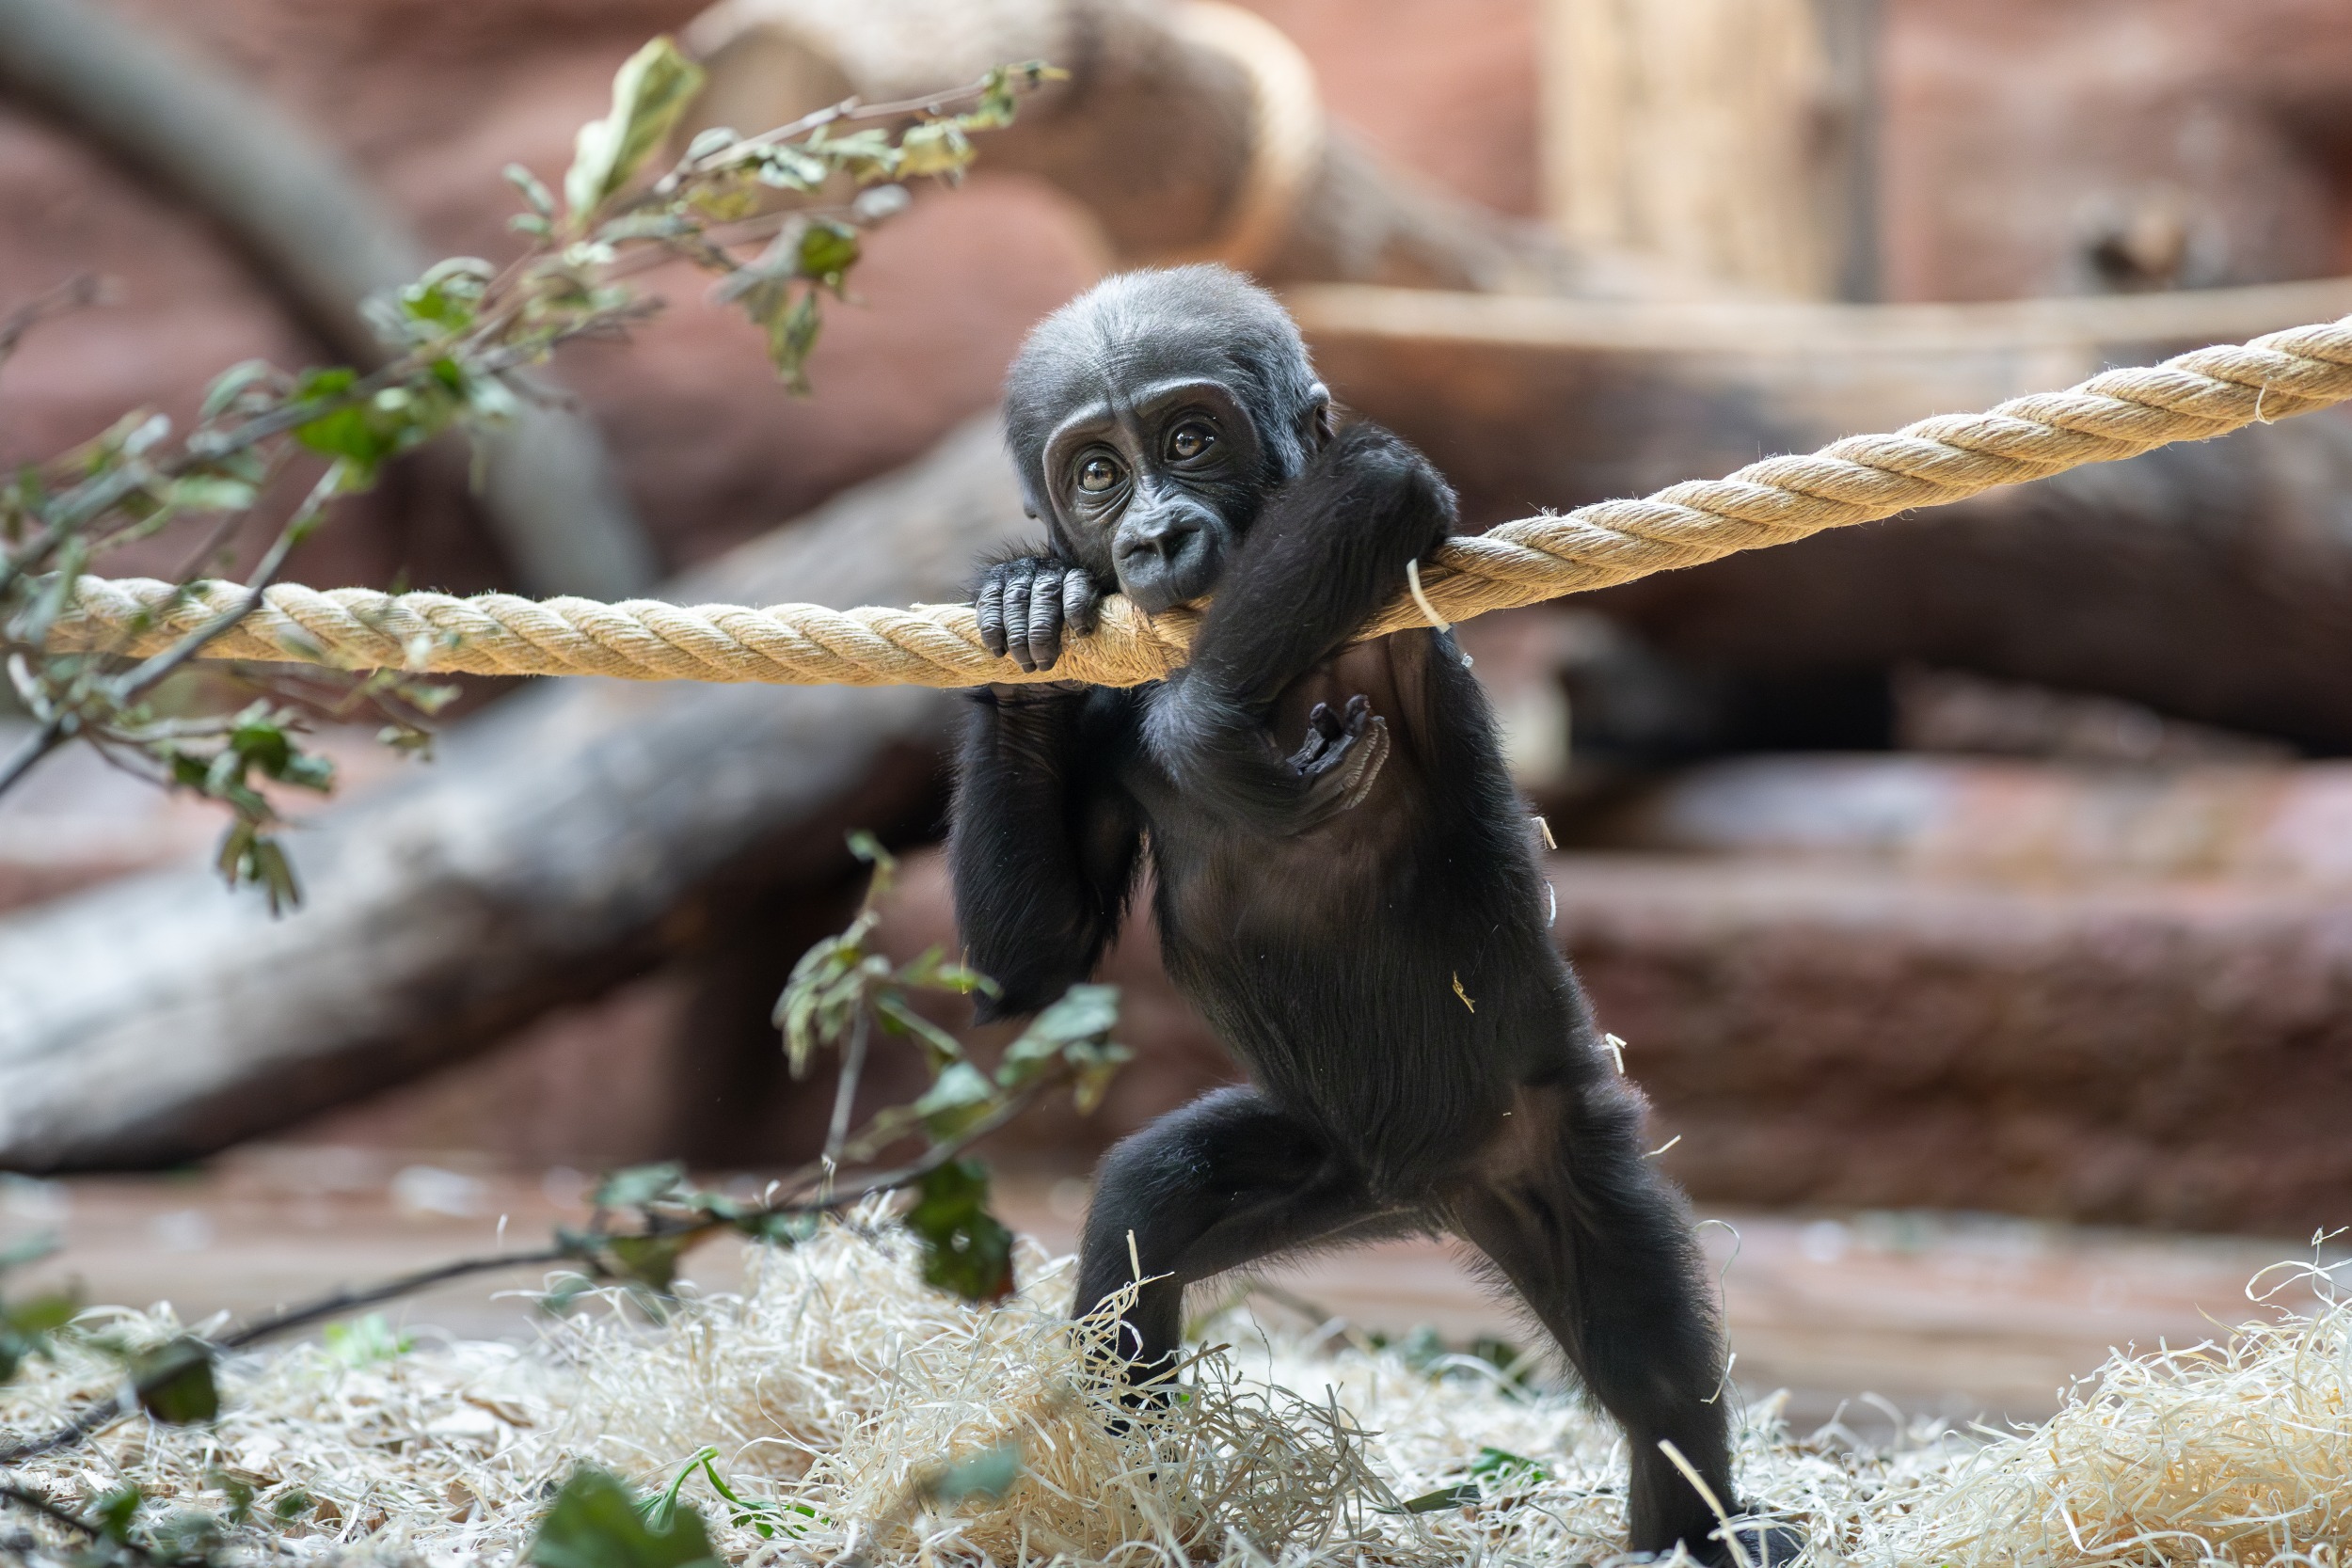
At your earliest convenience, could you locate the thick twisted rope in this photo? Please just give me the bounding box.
[41,311,2352,689]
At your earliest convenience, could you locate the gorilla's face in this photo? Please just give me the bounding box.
[1005,266,1332,617]
[1041,376,1265,614]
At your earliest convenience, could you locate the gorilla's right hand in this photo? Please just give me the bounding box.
[1286,694,1389,826]
[975,554,1102,673]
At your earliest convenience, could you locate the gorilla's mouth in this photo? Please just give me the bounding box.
[1116,520,1225,613]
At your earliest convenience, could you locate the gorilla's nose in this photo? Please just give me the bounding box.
[1127,514,1199,562]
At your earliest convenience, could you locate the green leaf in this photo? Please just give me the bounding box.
[199,359,278,421]
[530,1467,719,1568]
[958,61,1063,132]
[1024,983,1120,1048]
[400,258,496,331]
[842,827,884,879]
[912,1061,994,1139]
[601,1233,691,1294]
[1469,1445,1549,1486]
[1000,982,1124,1094]
[874,992,964,1070]
[0,1231,57,1271]
[293,368,454,481]
[323,1313,413,1367]
[150,1507,228,1558]
[217,825,302,915]
[795,220,859,289]
[905,1160,1014,1303]
[564,38,707,221]
[1377,1446,1549,1513]
[91,1486,143,1542]
[6,1291,79,1338]
[0,1270,71,1382]
[291,365,358,402]
[751,144,828,191]
[132,1338,218,1424]
[505,162,558,217]
[804,126,897,181]
[765,290,822,392]
[641,1446,715,1530]
[596,1163,687,1209]
[895,119,974,180]
[167,474,261,515]
[207,1468,256,1525]
[645,1449,804,1541]
[734,1209,818,1247]
[228,711,293,772]
[920,1442,1022,1506]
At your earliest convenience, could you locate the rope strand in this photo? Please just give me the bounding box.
[39,309,2352,689]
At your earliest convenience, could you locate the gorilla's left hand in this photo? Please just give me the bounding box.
[976,554,1102,673]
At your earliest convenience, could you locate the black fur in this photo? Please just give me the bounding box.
[952,265,1771,1562]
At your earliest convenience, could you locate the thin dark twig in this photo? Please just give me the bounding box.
[823,1010,873,1164]
[219,1247,572,1350]
[0,1478,172,1566]
[0,714,68,800]
[649,67,1025,197]
[0,1248,572,1468]
[0,1479,97,1538]
[784,1069,1070,1214]
[0,1395,123,1469]
[0,1071,1069,1469]
[165,492,266,584]
[104,467,335,706]
[0,275,103,370]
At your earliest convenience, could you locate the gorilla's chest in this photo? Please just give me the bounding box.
[1143,634,1434,945]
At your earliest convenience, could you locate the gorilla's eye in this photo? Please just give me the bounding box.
[1076,454,1123,494]
[1168,422,1215,462]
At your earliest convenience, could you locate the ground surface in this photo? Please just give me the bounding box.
[4,1151,2321,1437]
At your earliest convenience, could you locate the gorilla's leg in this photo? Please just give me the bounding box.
[1077,1085,1383,1378]
[1450,1079,1738,1560]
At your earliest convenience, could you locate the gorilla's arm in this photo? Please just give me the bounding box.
[1144,424,1454,834]
[950,685,1143,1021]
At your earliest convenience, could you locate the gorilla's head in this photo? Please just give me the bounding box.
[1004,265,1333,614]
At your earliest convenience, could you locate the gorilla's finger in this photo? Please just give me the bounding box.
[1003,567,1037,672]
[1062,568,1100,635]
[1307,701,1341,742]
[1342,693,1370,727]
[977,575,1008,657]
[1338,718,1391,810]
[1026,576,1066,669]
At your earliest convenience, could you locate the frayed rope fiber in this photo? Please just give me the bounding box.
[44,312,2352,689]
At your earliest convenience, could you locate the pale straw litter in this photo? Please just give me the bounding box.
[1,1215,2346,1567]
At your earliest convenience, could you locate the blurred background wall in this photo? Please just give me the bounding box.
[6,0,2352,1239]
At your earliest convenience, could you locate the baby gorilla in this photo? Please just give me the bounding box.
[952,265,1782,1563]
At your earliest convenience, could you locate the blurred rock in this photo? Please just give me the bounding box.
[828,766,2352,1235]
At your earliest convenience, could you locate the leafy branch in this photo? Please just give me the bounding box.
[0,832,1125,1563]
[0,39,1055,907]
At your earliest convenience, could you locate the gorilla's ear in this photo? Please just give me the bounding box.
[1300,382,1335,452]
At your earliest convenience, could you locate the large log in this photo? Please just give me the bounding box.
[1293,278,2352,752]
[0,420,1024,1172]
[679,0,1672,296]
[858,818,2352,1236]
